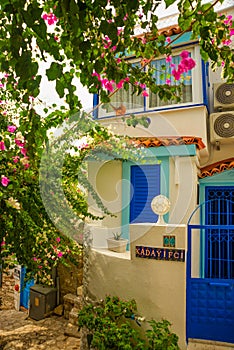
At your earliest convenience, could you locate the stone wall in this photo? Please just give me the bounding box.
[0,251,83,311]
[0,269,15,310]
[57,252,83,303]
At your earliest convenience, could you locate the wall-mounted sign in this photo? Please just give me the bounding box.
[135,245,185,262]
[163,235,175,247]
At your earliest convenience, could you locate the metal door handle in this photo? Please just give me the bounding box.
[209,282,230,287]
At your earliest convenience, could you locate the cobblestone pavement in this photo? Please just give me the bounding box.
[0,309,81,350]
[0,269,81,350]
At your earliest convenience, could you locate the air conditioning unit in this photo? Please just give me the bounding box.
[210,112,234,143]
[213,83,234,110]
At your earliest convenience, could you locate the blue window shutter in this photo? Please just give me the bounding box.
[130,164,160,223]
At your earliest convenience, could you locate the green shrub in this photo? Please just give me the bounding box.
[78,296,180,350]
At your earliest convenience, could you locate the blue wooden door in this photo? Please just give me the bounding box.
[20,267,34,309]
[130,164,160,223]
[187,186,234,344]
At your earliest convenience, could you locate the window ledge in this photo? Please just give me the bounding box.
[91,247,131,260]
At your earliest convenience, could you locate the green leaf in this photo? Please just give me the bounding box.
[165,0,176,7]
[46,62,63,81]
[56,79,65,98]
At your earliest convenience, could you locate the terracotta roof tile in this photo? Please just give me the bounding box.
[199,158,234,178]
[132,136,205,150]
[136,25,182,41]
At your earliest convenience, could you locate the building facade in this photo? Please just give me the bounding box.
[87,2,234,348]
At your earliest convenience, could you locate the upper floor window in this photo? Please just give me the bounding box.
[96,46,202,118]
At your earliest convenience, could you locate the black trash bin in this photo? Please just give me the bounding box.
[29,284,57,320]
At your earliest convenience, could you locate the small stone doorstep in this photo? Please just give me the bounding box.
[188,338,234,349]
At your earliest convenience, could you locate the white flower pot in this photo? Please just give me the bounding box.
[107,238,128,253]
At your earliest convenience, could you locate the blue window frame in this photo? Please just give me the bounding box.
[205,186,234,279]
[130,164,160,223]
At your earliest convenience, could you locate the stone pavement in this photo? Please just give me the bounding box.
[0,309,81,350]
[0,271,81,350]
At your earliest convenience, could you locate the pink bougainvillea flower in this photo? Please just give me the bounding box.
[103,35,112,49]
[222,39,232,45]
[224,15,232,24]
[33,257,37,261]
[0,141,5,151]
[230,29,234,36]
[7,125,17,133]
[38,265,42,269]
[165,55,172,63]
[20,147,27,156]
[15,139,25,148]
[1,176,10,187]
[56,237,61,243]
[172,69,181,81]
[166,37,171,43]
[142,90,149,97]
[12,156,20,163]
[166,79,171,85]
[104,81,114,92]
[123,13,128,21]
[116,58,121,64]
[24,163,30,170]
[183,57,196,70]
[116,80,125,89]
[57,251,63,258]
[117,28,123,36]
[1,241,5,246]
[42,12,58,25]
[180,50,190,59]
[92,71,101,80]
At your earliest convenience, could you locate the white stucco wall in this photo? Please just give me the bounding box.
[169,156,198,225]
[87,160,123,248]
[87,224,187,350]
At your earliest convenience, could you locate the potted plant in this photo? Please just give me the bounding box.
[107,233,128,253]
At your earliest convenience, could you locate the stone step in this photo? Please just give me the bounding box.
[69,307,79,326]
[188,339,234,350]
[64,322,81,339]
[63,293,82,319]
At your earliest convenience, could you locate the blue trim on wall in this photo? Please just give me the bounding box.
[201,60,209,112]
[95,103,207,120]
[140,144,197,157]
[93,94,99,119]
